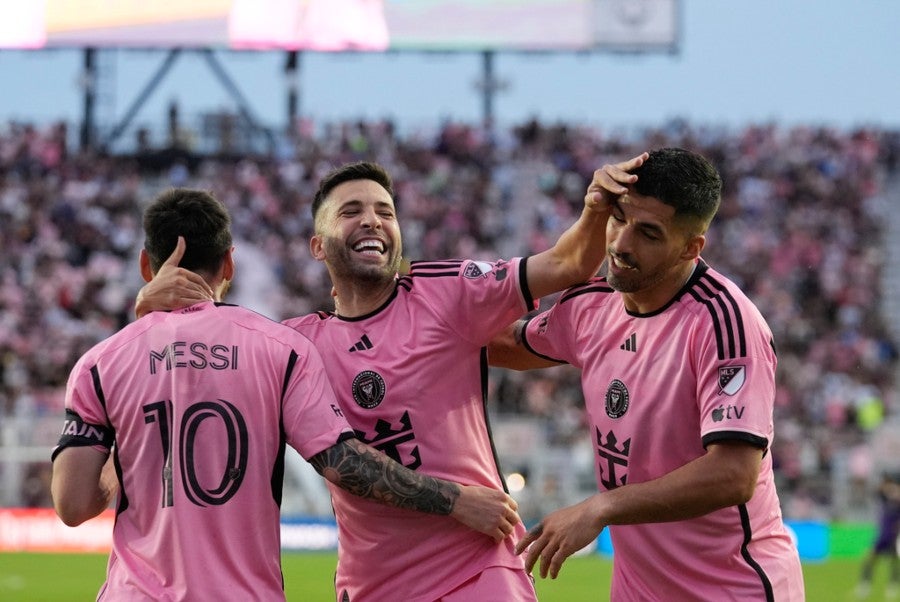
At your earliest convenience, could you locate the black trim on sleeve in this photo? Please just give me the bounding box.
[701,430,768,451]
[520,316,569,365]
[519,257,535,310]
[336,431,357,444]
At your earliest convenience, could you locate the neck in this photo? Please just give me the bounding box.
[332,277,396,318]
[622,260,697,314]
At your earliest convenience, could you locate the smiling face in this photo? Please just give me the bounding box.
[310,178,403,288]
[605,190,704,312]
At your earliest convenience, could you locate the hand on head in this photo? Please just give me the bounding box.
[135,236,215,318]
[585,151,649,213]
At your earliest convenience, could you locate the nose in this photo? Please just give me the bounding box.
[609,225,633,255]
[360,207,382,230]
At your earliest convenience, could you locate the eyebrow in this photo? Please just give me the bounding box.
[613,199,667,238]
[336,199,395,213]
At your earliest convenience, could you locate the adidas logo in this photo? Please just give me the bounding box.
[348,334,374,353]
[620,333,637,352]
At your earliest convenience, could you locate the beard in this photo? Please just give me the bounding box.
[322,235,402,286]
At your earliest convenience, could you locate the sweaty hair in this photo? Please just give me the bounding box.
[311,161,394,222]
[630,148,722,232]
[143,188,232,275]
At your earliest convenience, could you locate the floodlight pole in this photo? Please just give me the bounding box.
[80,48,97,151]
[481,50,495,132]
[285,50,301,131]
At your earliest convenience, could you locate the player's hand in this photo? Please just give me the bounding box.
[134,236,214,318]
[585,151,649,213]
[515,495,607,579]
[450,485,522,543]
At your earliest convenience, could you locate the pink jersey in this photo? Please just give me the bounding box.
[522,260,804,601]
[283,258,536,602]
[54,302,352,601]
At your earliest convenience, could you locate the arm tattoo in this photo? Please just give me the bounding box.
[310,438,460,515]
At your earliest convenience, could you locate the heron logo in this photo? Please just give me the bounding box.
[351,370,386,409]
[605,379,630,419]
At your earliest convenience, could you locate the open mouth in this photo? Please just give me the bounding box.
[352,239,386,256]
[610,255,635,271]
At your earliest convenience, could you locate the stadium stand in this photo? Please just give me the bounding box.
[1,117,898,524]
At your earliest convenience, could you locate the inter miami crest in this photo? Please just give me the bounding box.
[352,370,386,409]
[605,379,630,419]
[718,365,746,396]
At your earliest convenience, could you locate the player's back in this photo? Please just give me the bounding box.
[77,302,330,601]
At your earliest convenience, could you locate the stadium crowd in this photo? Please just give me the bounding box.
[2,117,899,519]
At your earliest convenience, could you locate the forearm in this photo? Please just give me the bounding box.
[527,206,608,299]
[311,438,459,515]
[593,443,762,527]
[487,320,560,370]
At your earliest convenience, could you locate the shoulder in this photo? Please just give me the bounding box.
[556,277,618,306]
[681,265,764,320]
[406,258,520,282]
[282,310,332,330]
[218,304,318,348]
[679,263,773,357]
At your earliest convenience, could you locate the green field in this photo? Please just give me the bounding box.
[1,552,895,601]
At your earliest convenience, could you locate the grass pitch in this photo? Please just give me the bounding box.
[0,551,894,601]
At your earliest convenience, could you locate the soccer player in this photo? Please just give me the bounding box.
[855,472,900,599]
[489,148,806,601]
[135,157,645,600]
[50,189,522,601]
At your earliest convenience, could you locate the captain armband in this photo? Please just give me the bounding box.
[52,409,114,460]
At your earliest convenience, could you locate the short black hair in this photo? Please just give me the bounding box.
[143,188,232,275]
[311,161,394,222]
[630,148,722,231]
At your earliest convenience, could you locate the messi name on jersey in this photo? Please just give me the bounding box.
[149,341,239,374]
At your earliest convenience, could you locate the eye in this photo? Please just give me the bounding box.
[641,228,662,241]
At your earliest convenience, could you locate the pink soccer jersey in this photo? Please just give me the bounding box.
[283,257,536,602]
[522,260,805,601]
[54,302,353,601]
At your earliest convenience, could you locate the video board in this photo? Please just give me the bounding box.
[0,0,677,52]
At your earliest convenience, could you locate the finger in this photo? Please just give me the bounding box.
[623,151,649,169]
[162,236,187,268]
[539,542,558,579]
[506,506,521,526]
[514,522,542,555]
[524,542,542,574]
[549,546,569,579]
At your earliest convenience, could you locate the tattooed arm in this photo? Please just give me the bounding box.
[310,437,520,542]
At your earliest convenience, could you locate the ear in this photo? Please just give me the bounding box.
[222,247,235,281]
[309,234,326,261]
[140,249,154,283]
[681,234,706,261]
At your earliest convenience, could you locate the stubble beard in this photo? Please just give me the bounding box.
[326,237,401,288]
